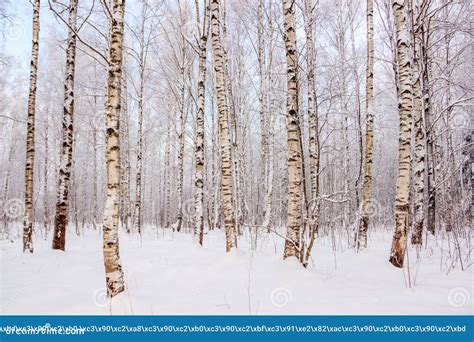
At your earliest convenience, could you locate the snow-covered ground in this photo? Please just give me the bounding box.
[0,225,472,315]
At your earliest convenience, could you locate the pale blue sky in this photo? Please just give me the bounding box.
[4,1,35,60]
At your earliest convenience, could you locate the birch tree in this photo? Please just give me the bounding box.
[356,0,374,250]
[302,0,320,266]
[411,46,424,245]
[221,5,243,237]
[133,0,147,236]
[335,0,351,232]
[389,0,413,268]
[102,0,126,297]
[257,0,268,227]
[119,63,131,234]
[194,0,210,245]
[421,18,436,235]
[282,0,303,260]
[92,94,100,230]
[262,1,277,233]
[22,0,41,253]
[52,0,79,251]
[42,112,50,237]
[210,0,236,252]
[173,6,193,234]
[410,0,425,245]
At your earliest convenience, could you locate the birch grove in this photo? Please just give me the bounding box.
[0,0,472,298]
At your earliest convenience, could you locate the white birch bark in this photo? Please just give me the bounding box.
[174,73,185,232]
[421,33,436,235]
[43,114,50,237]
[389,0,414,268]
[52,0,78,251]
[302,0,320,266]
[410,2,425,245]
[23,0,41,253]
[102,0,126,297]
[411,53,425,245]
[357,0,375,250]
[119,64,131,234]
[221,5,242,238]
[194,0,210,245]
[92,95,99,229]
[257,0,268,220]
[282,0,303,260]
[134,0,146,236]
[210,0,236,252]
[349,3,364,209]
[164,114,172,228]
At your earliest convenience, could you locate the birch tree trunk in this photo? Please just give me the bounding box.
[134,7,145,236]
[120,64,131,234]
[442,14,455,234]
[23,0,41,253]
[410,5,425,245]
[336,6,351,232]
[52,0,78,251]
[164,115,172,228]
[302,0,320,266]
[70,134,79,235]
[349,3,364,209]
[389,0,413,268]
[92,95,99,229]
[357,0,375,250]
[43,114,50,238]
[134,66,143,234]
[282,0,303,260]
[210,0,236,252]
[262,104,275,232]
[102,0,126,297]
[262,7,275,232]
[194,0,209,245]
[421,29,436,235]
[257,0,268,222]
[210,96,221,231]
[174,76,185,232]
[336,2,351,232]
[411,53,424,245]
[221,8,242,238]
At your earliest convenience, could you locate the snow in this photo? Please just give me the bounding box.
[0,225,472,315]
